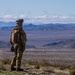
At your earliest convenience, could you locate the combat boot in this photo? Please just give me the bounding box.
[11,67,16,71]
[16,68,24,71]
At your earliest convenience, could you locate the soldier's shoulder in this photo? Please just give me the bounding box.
[11,29,19,33]
[21,29,25,33]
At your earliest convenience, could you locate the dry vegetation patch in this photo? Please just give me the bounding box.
[0,58,74,75]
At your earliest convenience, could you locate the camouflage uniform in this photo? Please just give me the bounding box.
[10,19,27,71]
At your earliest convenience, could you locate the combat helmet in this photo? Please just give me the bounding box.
[16,19,24,24]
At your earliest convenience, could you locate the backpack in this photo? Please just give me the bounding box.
[10,29,20,44]
[10,28,26,45]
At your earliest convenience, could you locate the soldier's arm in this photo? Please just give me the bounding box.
[10,32,13,45]
[25,32,27,41]
[11,30,21,44]
[17,30,22,44]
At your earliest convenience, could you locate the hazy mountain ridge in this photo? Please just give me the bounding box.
[43,39,75,48]
[0,41,35,48]
[0,41,10,48]
[0,21,15,27]
[0,22,75,31]
[0,39,75,49]
[0,22,75,49]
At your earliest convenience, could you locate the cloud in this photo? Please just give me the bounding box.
[3,15,12,19]
[0,15,17,22]
[0,14,75,23]
[50,16,75,23]
[34,15,47,19]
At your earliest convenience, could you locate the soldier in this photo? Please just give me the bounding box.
[10,19,27,71]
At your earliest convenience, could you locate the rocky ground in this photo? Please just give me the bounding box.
[0,58,75,75]
[0,63,71,75]
[0,48,75,75]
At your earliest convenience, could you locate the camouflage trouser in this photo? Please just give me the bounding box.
[11,44,25,69]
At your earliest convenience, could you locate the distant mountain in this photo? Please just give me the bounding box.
[0,23,75,31]
[0,21,15,27]
[1,39,75,48]
[0,41,35,48]
[23,23,75,31]
[43,39,75,48]
[0,41,10,48]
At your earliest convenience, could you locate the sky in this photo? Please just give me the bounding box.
[0,0,75,23]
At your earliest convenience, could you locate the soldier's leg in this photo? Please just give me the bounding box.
[11,50,17,68]
[16,48,23,70]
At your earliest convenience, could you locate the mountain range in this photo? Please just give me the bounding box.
[0,39,75,49]
[0,21,75,31]
[43,39,75,48]
[0,21,75,49]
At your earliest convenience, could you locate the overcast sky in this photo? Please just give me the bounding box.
[0,0,75,23]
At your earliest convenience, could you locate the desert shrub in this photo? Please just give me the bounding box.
[70,70,75,75]
[1,59,11,65]
[23,59,41,69]
[35,64,40,69]
[43,67,54,73]
[0,62,6,70]
[40,60,50,67]
[59,66,70,70]
[26,60,39,65]
[56,73,68,75]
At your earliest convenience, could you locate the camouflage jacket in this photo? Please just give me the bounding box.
[10,25,27,46]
